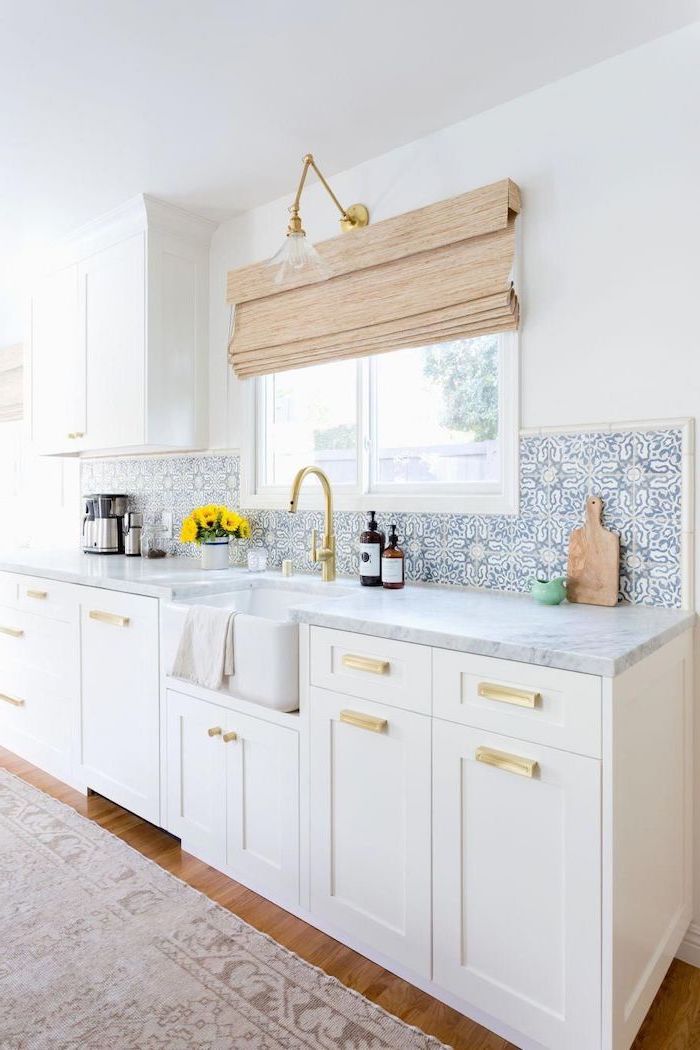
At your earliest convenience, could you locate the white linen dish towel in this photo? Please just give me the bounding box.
[171,606,237,690]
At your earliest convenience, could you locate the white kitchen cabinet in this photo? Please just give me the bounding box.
[166,689,227,869]
[0,596,79,784]
[433,719,601,1049]
[166,687,300,905]
[308,686,431,977]
[79,233,146,451]
[30,265,84,455]
[225,707,299,903]
[78,589,160,823]
[31,194,213,456]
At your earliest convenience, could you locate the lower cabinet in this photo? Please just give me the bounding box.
[308,687,431,977]
[166,689,300,905]
[0,605,77,783]
[78,590,160,823]
[432,719,601,1050]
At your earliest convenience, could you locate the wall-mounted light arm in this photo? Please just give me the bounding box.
[269,152,369,286]
[287,153,369,235]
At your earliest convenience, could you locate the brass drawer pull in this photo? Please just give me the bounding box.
[222,730,238,743]
[340,709,388,734]
[478,682,541,708]
[475,746,538,778]
[89,610,130,628]
[67,432,85,439]
[0,625,24,638]
[26,589,48,599]
[0,692,24,707]
[208,726,222,737]
[342,654,390,675]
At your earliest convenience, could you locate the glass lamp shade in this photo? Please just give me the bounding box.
[268,231,330,286]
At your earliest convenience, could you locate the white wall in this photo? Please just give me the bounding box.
[209,23,700,951]
[210,24,699,442]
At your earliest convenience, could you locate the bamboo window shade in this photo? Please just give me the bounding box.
[0,345,23,422]
[226,178,520,379]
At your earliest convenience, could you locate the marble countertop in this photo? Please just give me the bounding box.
[290,583,695,677]
[0,550,693,676]
[0,550,263,600]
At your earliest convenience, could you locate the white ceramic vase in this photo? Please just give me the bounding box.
[200,537,230,570]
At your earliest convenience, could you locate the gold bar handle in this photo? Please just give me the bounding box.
[340,709,388,733]
[89,610,130,628]
[342,654,390,675]
[222,730,238,743]
[0,691,24,707]
[26,589,48,599]
[208,726,222,737]
[475,746,538,778]
[0,625,24,637]
[478,682,540,708]
[67,432,85,439]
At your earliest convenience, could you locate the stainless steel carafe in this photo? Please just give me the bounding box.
[123,512,143,557]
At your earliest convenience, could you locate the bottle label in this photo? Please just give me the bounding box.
[382,557,404,583]
[360,543,380,576]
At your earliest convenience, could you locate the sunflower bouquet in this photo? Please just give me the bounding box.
[179,504,251,545]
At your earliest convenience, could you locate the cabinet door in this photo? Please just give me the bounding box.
[433,721,601,1050]
[78,590,159,823]
[31,265,85,454]
[79,233,145,451]
[166,690,227,868]
[225,710,299,905]
[309,687,431,976]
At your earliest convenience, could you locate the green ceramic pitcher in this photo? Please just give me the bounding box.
[529,576,567,605]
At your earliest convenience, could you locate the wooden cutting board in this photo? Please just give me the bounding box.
[567,496,620,606]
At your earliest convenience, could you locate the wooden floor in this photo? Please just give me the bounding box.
[1,746,697,1050]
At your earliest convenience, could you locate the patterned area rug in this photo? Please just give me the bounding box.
[0,770,447,1049]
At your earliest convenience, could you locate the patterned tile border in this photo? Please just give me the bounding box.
[80,422,691,608]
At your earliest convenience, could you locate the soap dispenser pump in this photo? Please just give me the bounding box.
[382,523,405,589]
[359,510,385,587]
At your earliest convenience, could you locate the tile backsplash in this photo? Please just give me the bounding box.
[81,425,685,608]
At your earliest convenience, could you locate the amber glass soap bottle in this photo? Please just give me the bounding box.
[359,510,385,587]
[382,523,405,589]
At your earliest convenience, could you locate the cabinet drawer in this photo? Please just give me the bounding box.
[433,649,601,758]
[0,606,76,680]
[310,627,431,714]
[16,575,79,622]
[0,664,73,779]
[0,572,18,608]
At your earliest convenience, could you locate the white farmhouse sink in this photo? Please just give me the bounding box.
[162,578,347,712]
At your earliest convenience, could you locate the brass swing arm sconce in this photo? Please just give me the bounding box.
[286,153,370,236]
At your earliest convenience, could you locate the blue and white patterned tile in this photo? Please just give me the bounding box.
[80,427,685,607]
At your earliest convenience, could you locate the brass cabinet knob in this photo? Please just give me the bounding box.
[222,730,238,743]
[208,726,222,737]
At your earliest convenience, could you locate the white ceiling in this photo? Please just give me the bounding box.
[1,0,698,345]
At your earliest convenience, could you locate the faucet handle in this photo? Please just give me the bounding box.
[310,527,318,562]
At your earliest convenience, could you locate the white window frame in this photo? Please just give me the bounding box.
[239,331,519,515]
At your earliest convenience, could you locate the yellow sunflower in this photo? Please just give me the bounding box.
[179,516,198,543]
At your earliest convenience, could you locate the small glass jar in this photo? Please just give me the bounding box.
[247,548,268,573]
[141,525,168,560]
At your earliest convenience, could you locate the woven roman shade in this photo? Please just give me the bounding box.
[226,178,520,378]
[0,345,23,422]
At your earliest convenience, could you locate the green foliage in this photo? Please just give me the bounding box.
[313,423,356,450]
[423,335,499,441]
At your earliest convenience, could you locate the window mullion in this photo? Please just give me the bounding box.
[358,357,371,496]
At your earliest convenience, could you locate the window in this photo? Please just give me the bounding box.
[246,331,518,514]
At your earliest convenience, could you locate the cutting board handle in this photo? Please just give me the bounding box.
[585,495,604,526]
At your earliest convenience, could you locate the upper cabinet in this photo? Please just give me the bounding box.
[30,195,214,456]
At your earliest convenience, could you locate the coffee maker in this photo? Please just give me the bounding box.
[82,494,129,554]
